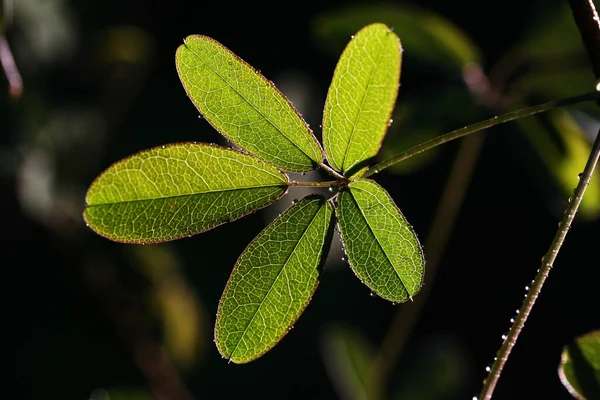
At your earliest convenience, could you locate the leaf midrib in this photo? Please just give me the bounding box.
[227,203,322,361]
[340,38,387,174]
[183,41,317,167]
[347,185,410,296]
[86,183,287,207]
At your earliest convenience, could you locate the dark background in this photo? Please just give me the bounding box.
[4,0,599,399]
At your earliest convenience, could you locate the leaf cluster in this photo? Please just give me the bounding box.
[84,23,425,363]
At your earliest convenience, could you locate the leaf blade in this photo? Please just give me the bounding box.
[559,330,600,400]
[336,179,424,302]
[322,23,401,177]
[176,35,324,172]
[215,195,334,363]
[84,143,288,243]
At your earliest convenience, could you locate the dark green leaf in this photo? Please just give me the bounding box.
[516,109,600,220]
[393,336,468,400]
[312,3,481,72]
[559,330,600,399]
[515,4,598,116]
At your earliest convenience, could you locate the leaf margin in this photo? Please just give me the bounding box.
[336,178,425,303]
[214,194,335,364]
[83,141,290,244]
[175,35,325,172]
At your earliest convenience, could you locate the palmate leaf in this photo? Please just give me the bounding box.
[176,35,324,172]
[336,179,424,302]
[322,23,401,178]
[84,143,288,243]
[215,195,334,363]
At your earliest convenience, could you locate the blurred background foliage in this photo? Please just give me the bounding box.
[3,0,598,399]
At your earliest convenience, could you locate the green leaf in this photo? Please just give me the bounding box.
[84,143,288,243]
[175,35,324,172]
[322,23,401,178]
[515,4,599,118]
[558,330,600,399]
[321,324,375,400]
[312,4,481,72]
[337,179,424,302]
[215,195,334,363]
[521,4,584,59]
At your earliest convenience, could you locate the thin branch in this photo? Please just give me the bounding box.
[478,127,600,399]
[479,1,600,398]
[319,161,345,180]
[288,180,342,188]
[567,0,600,82]
[363,91,600,178]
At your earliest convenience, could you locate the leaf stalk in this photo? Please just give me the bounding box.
[364,91,600,177]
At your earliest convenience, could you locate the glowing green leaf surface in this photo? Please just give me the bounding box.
[84,143,288,243]
[322,23,401,177]
[337,179,424,302]
[216,196,334,363]
[176,35,323,172]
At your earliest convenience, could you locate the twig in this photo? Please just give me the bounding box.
[478,127,600,399]
[288,180,343,188]
[363,91,600,177]
[478,0,600,398]
[567,0,600,83]
[319,161,346,180]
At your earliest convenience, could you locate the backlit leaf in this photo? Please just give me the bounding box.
[322,23,401,178]
[215,195,334,363]
[176,35,324,172]
[337,179,424,302]
[84,143,288,243]
[559,330,600,399]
